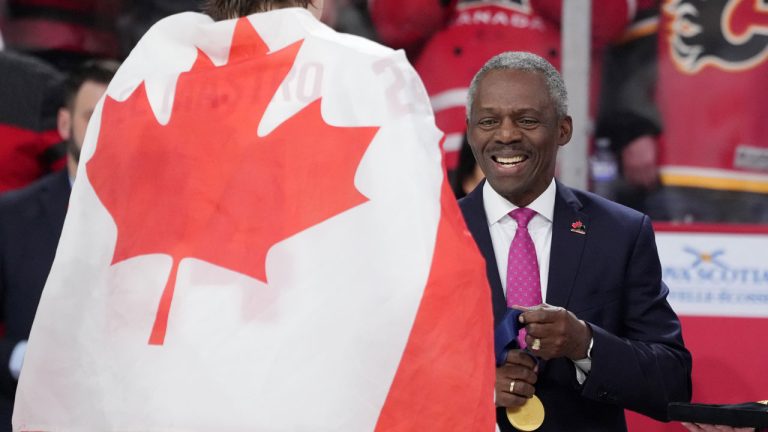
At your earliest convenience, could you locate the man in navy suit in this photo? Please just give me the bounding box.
[0,59,117,431]
[459,51,692,431]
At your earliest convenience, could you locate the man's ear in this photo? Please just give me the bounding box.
[57,107,71,141]
[558,115,573,147]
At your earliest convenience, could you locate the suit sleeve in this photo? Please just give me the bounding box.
[580,214,692,421]
[0,204,20,399]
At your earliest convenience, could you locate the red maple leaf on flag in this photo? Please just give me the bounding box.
[87,18,379,346]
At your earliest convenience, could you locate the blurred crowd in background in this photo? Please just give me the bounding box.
[1,0,767,223]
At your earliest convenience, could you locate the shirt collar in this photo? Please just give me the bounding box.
[483,178,556,225]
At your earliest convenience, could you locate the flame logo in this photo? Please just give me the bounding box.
[665,0,768,73]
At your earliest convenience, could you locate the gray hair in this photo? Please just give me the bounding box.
[466,51,568,119]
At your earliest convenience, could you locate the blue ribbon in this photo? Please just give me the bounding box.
[494,308,523,367]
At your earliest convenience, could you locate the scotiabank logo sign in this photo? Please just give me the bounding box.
[664,247,768,287]
[659,238,768,317]
[665,0,768,73]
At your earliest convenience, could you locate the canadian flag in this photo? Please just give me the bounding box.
[13,8,495,432]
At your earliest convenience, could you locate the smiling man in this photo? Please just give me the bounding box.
[459,51,692,431]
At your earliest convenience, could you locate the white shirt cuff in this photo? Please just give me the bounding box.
[573,337,594,385]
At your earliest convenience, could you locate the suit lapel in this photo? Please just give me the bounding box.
[459,182,507,326]
[546,181,588,308]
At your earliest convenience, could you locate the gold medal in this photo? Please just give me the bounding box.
[506,394,545,431]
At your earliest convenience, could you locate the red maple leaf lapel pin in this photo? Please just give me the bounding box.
[570,220,586,235]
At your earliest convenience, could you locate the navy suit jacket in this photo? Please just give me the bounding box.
[0,170,69,431]
[460,180,692,432]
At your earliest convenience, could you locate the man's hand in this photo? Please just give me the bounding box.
[514,304,592,361]
[682,422,755,432]
[495,350,538,408]
[621,135,658,188]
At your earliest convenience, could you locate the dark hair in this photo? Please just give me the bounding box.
[450,135,478,199]
[203,0,313,21]
[63,59,120,109]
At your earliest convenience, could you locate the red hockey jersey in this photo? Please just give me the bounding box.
[657,0,768,193]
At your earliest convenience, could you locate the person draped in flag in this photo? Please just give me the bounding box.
[459,51,692,431]
[12,0,495,431]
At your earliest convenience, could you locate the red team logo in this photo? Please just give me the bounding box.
[665,0,768,73]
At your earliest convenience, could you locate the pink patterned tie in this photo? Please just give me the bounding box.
[506,207,542,349]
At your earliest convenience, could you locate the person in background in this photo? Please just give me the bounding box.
[459,51,691,431]
[597,0,768,222]
[594,0,667,216]
[0,59,117,432]
[0,50,64,193]
[450,134,484,199]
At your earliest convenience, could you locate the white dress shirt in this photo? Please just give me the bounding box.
[482,179,591,382]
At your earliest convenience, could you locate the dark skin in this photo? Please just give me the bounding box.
[516,304,591,361]
[466,69,571,208]
[495,350,538,407]
[494,305,592,407]
[467,69,592,407]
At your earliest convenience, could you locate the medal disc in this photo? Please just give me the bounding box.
[506,394,545,431]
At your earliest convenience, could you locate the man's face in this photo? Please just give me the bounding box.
[67,80,108,163]
[467,69,572,207]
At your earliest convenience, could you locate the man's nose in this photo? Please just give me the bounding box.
[496,117,521,143]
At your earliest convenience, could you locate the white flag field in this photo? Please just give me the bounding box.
[13,8,495,432]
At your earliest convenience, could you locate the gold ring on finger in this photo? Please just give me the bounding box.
[532,338,541,351]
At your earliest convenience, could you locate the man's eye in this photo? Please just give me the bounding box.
[518,118,539,128]
[478,119,497,127]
